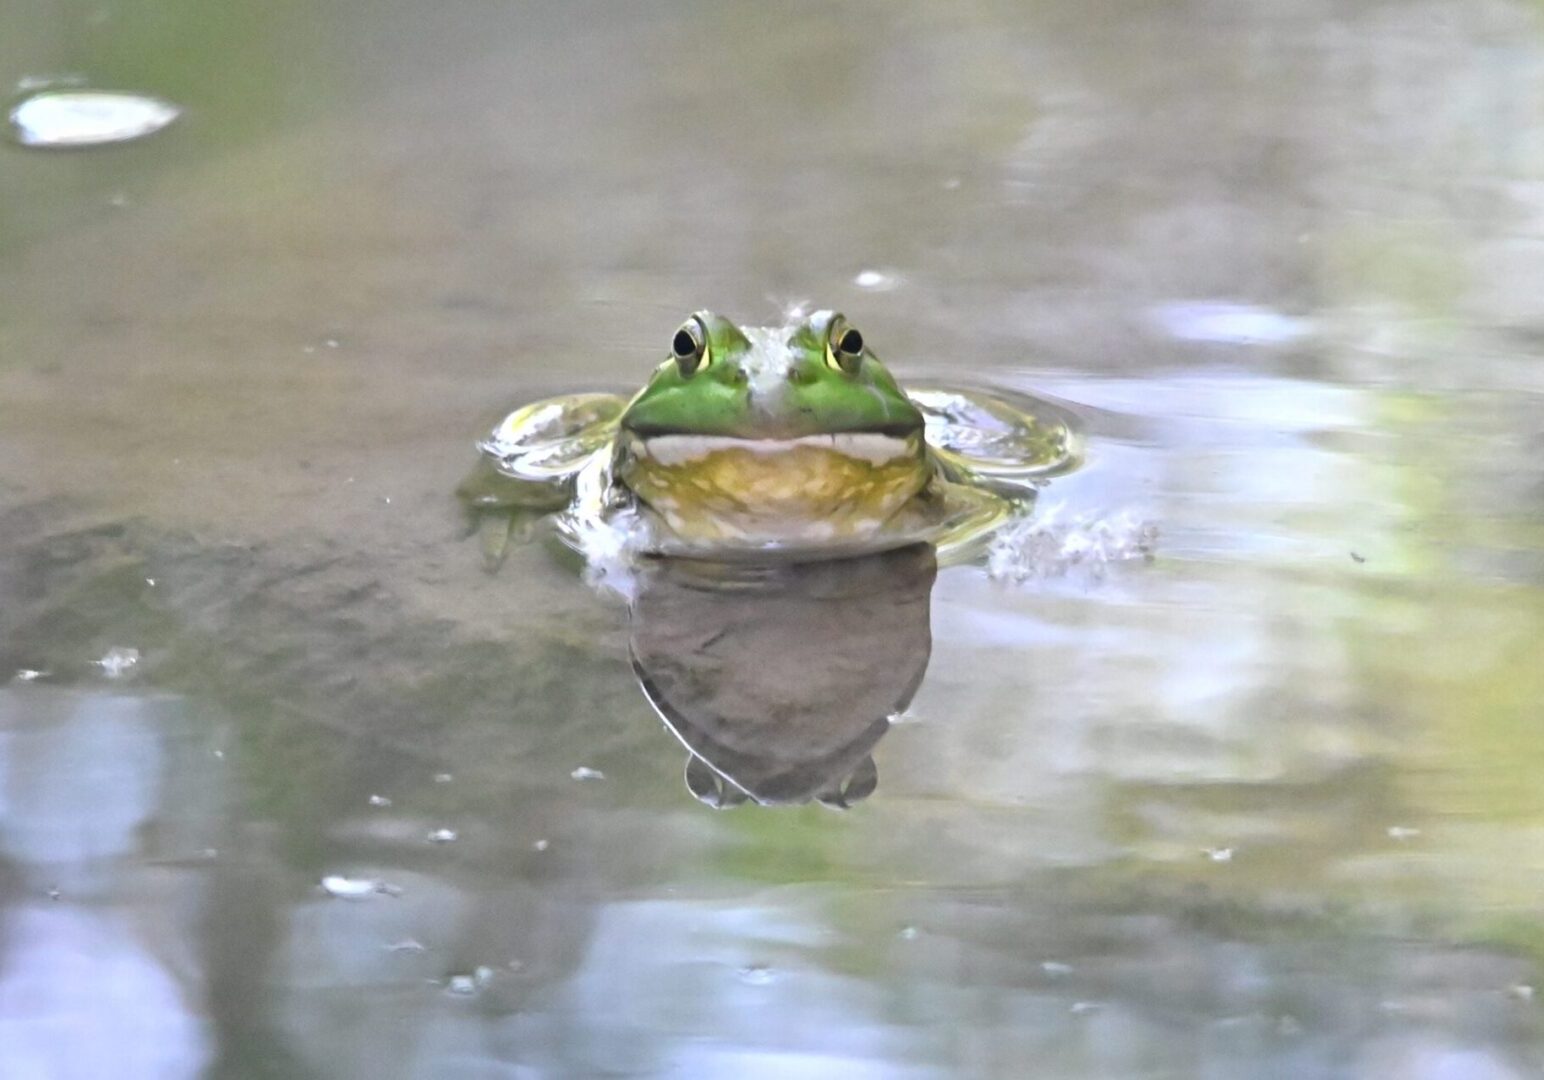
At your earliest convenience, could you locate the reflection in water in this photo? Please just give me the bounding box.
[629,545,937,808]
[0,692,212,1080]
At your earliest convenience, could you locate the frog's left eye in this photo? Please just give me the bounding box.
[671,317,708,377]
[827,318,865,374]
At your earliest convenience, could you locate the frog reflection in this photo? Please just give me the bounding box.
[627,544,936,808]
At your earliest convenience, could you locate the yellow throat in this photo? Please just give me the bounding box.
[616,431,931,543]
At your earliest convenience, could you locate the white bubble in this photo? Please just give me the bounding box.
[9,90,180,148]
[570,766,605,781]
[853,269,901,291]
[320,874,398,900]
[446,966,496,996]
[94,646,140,678]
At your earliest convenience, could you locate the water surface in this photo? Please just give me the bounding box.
[3,1,1544,1077]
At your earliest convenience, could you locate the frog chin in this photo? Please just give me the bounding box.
[630,431,916,468]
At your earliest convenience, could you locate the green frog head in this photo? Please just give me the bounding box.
[614,311,931,543]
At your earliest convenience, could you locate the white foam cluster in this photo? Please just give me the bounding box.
[987,504,1158,583]
[562,504,648,601]
[738,326,794,404]
[551,456,652,600]
[9,90,180,148]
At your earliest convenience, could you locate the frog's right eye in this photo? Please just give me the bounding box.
[671,318,708,376]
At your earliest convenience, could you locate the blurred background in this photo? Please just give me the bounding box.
[3,1,1544,1077]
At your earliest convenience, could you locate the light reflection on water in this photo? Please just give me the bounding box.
[3,0,1544,1076]
[0,693,214,1079]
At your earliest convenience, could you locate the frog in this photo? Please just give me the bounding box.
[457,309,1080,564]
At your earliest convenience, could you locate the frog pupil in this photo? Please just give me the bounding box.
[838,328,863,356]
[672,329,698,359]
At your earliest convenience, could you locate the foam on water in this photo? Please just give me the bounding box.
[986,504,1158,583]
[8,90,180,148]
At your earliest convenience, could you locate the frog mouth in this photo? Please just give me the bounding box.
[631,431,918,467]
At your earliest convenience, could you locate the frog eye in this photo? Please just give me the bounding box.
[827,318,865,374]
[671,318,708,376]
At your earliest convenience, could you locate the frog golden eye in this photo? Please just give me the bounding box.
[827,319,865,374]
[671,318,707,376]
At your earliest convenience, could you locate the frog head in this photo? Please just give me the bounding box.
[614,311,930,543]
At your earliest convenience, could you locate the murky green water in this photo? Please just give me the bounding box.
[4,1,1544,1077]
